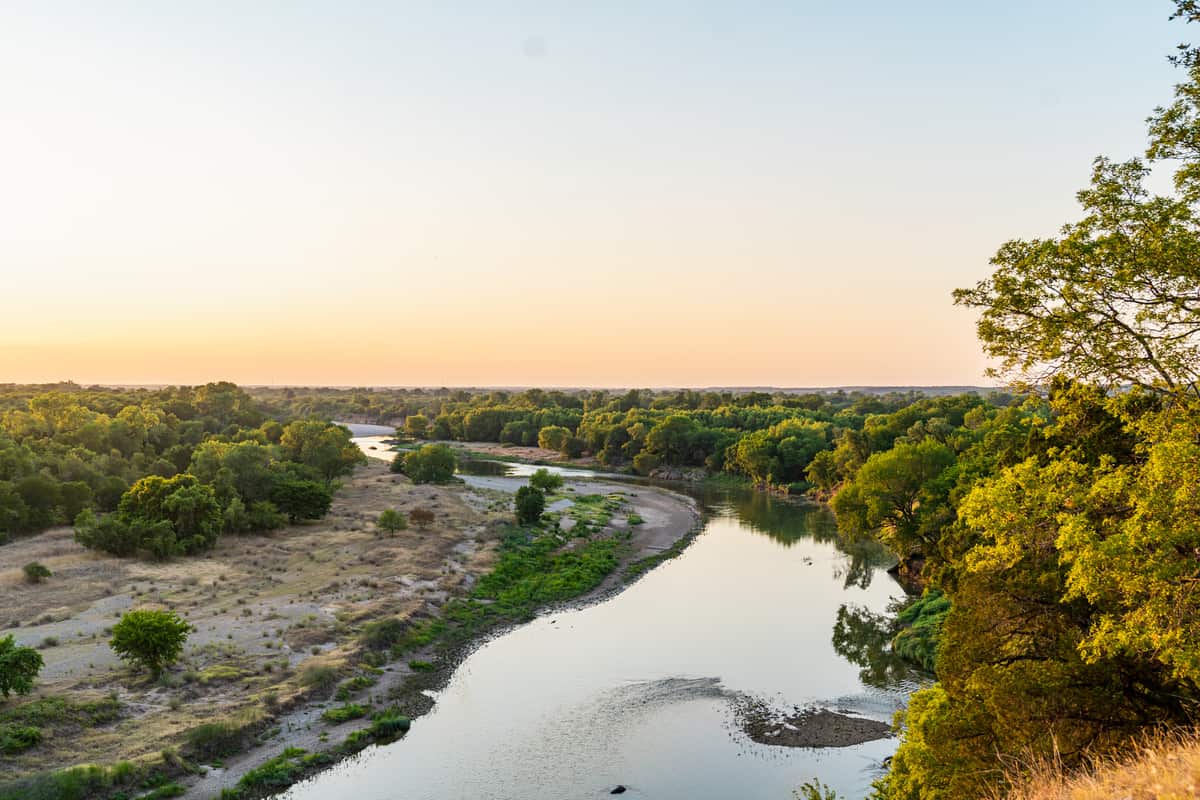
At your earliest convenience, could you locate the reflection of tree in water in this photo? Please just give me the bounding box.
[699,486,893,589]
[832,603,927,689]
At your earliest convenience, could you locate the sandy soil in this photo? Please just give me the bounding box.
[0,459,501,783]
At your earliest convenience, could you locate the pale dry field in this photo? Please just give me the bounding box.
[0,459,504,778]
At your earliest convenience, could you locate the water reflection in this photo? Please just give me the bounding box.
[832,604,928,690]
[688,486,894,590]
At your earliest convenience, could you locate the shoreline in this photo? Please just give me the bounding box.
[181,468,702,799]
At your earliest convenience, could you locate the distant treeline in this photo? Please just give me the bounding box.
[250,385,1017,493]
[0,382,363,555]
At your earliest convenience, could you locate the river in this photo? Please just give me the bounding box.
[290,429,913,799]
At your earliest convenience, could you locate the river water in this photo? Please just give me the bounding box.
[288,430,912,799]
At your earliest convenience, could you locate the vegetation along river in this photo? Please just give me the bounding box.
[288,428,916,799]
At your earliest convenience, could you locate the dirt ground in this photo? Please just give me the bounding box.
[0,459,502,781]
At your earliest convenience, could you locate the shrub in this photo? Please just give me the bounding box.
[0,723,42,754]
[0,634,43,698]
[360,618,405,650]
[269,479,332,523]
[109,609,192,677]
[376,509,407,534]
[408,659,435,672]
[410,508,435,528]
[515,486,545,525]
[22,562,51,584]
[186,720,246,760]
[320,703,367,724]
[537,426,570,451]
[402,444,456,483]
[298,664,338,690]
[528,468,564,492]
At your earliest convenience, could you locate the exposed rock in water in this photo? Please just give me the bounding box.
[610,786,627,795]
[737,702,892,748]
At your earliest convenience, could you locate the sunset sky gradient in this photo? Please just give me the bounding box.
[0,2,1184,387]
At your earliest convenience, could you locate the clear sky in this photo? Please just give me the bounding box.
[0,2,1186,387]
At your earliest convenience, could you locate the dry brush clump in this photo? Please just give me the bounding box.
[1000,728,1200,800]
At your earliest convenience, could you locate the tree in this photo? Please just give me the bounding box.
[377,508,407,534]
[280,420,366,483]
[402,444,457,484]
[537,426,570,452]
[515,485,545,525]
[270,479,333,523]
[22,562,51,584]
[409,507,435,528]
[832,439,956,566]
[109,609,192,677]
[528,468,564,492]
[0,634,43,699]
[403,414,429,439]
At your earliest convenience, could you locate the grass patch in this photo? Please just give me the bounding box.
[407,659,435,672]
[320,703,367,724]
[0,723,42,754]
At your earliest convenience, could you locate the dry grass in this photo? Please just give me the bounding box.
[0,459,502,779]
[1003,729,1200,800]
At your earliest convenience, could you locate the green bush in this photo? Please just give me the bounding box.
[0,723,42,754]
[515,486,545,525]
[22,562,51,583]
[0,634,43,698]
[376,508,407,534]
[360,617,406,651]
[402,444,457,483]
[185,719,246,760]
[109,609,192,677]
[528,468,564,492]
[320,703,367,724]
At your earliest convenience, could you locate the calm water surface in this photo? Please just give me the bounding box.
[297,436,912,799]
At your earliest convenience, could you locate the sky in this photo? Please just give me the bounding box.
[0,2,1188,387]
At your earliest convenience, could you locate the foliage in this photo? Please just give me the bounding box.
[515,485,546,524]
[409,507,435,528]
[528,467,564,492]
[109,609,192,677]
[269,479,332,523]
[376,508,407,534]
[22,561,50,583]
[402,444,457,483]
[320,703,367,724]
[0,635,43,699]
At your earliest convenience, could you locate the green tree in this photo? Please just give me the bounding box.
[402,444,457,483]
[537,425,570,452]
[515,485,546,525]
[403,414,429,439]
[377,508,407,534]
[528,468,564,492]
[109,609,192,677]
[280,420,366,484]
[270,479,333,523]
[0,635,43,699]
[832,439,956,565]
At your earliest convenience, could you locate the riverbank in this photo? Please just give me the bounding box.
[180,459,700,798]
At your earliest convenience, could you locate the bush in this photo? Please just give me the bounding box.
[0,634,43,698]
[109,609,192,677]
[376,509,407,534]
[410,507,435,528]
[360,618,406,651]
[298,664,338,690]
[528,468,564,492]
[22,562,51,584]
[515,486,546,525]
[320,703,367,724]
[402,444,457,483]
[632,452,661,475]
[0,723,42,754]
[269,479,332,523]
[185,720,246,760]
[537,426,570,451]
